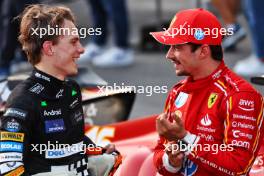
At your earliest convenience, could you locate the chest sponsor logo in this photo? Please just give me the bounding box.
[69,98,79,109]
[43,109,62,117]
[200,114,212,126]
[212,69,222,79]
[208,93,218,108]
[175,92,189,108]
[180,159,198,176]
[0,132,24,142]
[4,108,27,120]
[29,83,44,94]
[232,130,253,139]
[197,125,216,133]
[233,114,256,122]
[231,140,250,149]
[45,119,65,133]
[198,133,214,142]
[0,142,23,152]
[0,162,23,175]
[238,99,254,111]
[35,72,50,82]
[232,121,255,130]
[0,153,23,163]
[56,89,64,99]
[4,119,21,132]
[45,141,83,159]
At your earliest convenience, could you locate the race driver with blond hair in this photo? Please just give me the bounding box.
[0,4,121,176]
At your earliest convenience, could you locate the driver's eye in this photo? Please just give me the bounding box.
[173,46,180,50]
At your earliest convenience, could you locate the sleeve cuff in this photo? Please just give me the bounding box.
[162,153,182,173]
[181,131,200,155]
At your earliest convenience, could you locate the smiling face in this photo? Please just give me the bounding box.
[51,19,84,77]
[166,44,201,77]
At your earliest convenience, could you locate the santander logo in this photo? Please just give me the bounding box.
[200,114,212,126]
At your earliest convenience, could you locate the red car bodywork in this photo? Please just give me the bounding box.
[85,115,264,176]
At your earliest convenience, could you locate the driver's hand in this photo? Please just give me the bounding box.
[165,142,184,168]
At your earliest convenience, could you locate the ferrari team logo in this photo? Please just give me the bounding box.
[208,93,218,108]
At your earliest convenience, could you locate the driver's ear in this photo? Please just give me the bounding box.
[42,41,54,56]
[199,44,210,60]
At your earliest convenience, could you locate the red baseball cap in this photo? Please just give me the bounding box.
[150,8,222,45]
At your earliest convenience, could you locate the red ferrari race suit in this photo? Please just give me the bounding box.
[153,61,264,176]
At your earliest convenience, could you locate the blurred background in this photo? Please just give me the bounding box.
[0,0,263,119]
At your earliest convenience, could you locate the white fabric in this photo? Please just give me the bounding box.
[32,154,116,176]
[32,166,76,176]
[88,153,116,176]
[162,153,181,173]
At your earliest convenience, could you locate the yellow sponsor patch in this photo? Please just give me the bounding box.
[208,93,218,108]
[0,132,24,142]
[4,166,24,176]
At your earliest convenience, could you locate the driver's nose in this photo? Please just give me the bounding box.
[78,43,85,54]
[166,46,174,61]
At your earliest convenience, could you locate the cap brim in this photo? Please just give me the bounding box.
[150,31,187,45]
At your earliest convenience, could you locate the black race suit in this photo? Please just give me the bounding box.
[0,68,94,175]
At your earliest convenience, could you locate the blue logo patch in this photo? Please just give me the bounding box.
[194,29,205,40]
[0,141,23,152]
[4,119,21,132]
[181,159,198,176]
[45,119,65,133]
[174,92,189,108]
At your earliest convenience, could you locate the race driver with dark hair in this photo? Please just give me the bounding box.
[0,4,121,176]
[151,8,264,175]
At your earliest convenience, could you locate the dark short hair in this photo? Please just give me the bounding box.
[18,4,76,65]
[188,43,223,61]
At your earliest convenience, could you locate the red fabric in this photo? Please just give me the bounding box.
[85,115,157,142]
[150,8,222,45]
[153,62,264,176]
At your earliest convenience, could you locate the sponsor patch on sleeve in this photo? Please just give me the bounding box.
[3,108,27,120]
[0,132,24,142]
[4,119,21,132]
[0,162,23,175]
[0,142,23,152]
[0,152,23,162]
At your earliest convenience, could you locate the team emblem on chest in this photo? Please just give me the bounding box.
[208,93,218,109]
